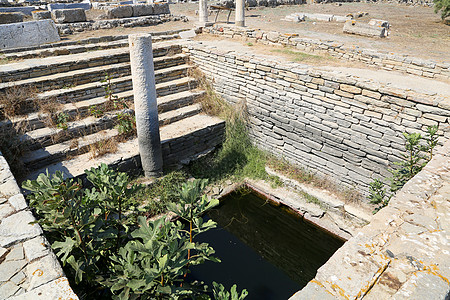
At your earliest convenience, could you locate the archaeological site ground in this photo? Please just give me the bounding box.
[0,0,449,298]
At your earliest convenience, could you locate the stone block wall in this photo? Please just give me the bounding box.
[203,25,450,81]
[0,152,78,299]
[184,42,450,195]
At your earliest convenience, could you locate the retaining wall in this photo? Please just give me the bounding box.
[0,152,78,299]
[203,25,450,81]
[184,42,450,195]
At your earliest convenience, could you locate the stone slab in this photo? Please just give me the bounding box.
[343,20,387,38]
[9,277,78,300]
[0,20,60,50]
[0,210,42,247]
[47,2,91,12]
[0,7,38,16]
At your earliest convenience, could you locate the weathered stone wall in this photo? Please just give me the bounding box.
[203,25,450,81]
[0,20,60,50]
[0,152,79,299]
[184,42,450,195]
[291,139,450,299]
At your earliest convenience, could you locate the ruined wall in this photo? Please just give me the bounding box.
[184,42,450,195]
[203,25,450,81]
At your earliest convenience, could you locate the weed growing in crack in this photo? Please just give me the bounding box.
[368,125,439,213]
[55,112,69,130]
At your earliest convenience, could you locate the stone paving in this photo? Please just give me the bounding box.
[0,152,78,299]
[291,139,450,299]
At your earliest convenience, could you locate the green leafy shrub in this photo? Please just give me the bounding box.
[23,165,248,299]
[434,0,450,20]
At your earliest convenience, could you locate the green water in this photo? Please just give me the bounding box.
[190,189,345,300]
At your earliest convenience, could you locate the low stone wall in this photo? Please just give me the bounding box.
[56,15,187,35]
[0,20,60,50]
[202,25,450,81]
[184,42,450,196]
[291,139,450,299]
[0,152,78,299]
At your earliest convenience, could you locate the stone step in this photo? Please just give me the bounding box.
[20,90,205,150]
[0,29,186,55]
[0,39,183,83]
[0,59,192,119]
[2,78,199,132]
[0,33,183,60]
[22,114,225,183]
[0,55,189,96]
[35,71,194,106]
[21,103,204,172]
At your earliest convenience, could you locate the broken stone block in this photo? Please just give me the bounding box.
[0,13,23,24]
[32,10,51,20]
[343,20,387,38]
[52,8,87,24]
[368,19,390,29]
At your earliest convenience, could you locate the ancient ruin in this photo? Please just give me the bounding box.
[0,0,449,298]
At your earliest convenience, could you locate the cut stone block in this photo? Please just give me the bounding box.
[0,20,60,50]
[32,10,51,20]
[106,5,133,19]
[51,8,87,24]
[152,3,170,15]
[132,4,153,17]
[0,12,23,24]
[343,20,387,38]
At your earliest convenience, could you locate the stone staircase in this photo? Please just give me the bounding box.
[0,30,225,183]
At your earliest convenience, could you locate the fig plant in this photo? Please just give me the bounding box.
[23,165,248,299]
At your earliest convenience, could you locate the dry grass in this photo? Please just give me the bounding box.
[188,67,235,119]
[89,137,119,158]
[0,85,38,119]
[0,123,28,179]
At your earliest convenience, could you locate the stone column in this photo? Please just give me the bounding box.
[128,33,163,177]
[198,0,208,26]
[235,0,245,27]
